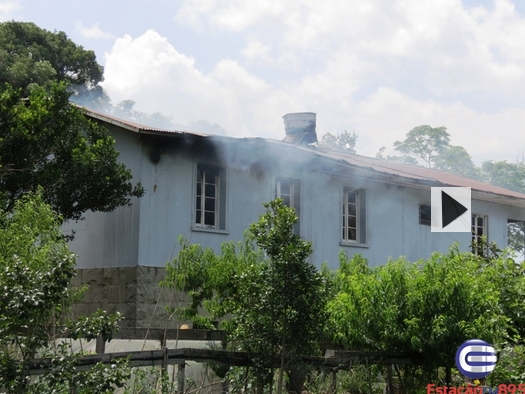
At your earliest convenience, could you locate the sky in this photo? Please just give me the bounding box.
[1,0,525,164]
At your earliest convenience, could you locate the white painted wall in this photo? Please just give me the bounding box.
[67,125,525,270]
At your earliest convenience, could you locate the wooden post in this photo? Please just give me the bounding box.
[221,379,229,394]
[221,341,229,394]
[95,334,105,354]
[330,370,337,393]
[386,364,394,394]
[177,363,186,394]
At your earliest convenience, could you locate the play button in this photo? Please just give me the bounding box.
[441,191,468,228]
[431,187,471,232]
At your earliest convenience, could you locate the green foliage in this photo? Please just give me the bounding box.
[0,192,129,393]
[0,83,144,221]
[162,200,329,392]
[319,130,358,154]
[489,339,525,384]
[433,145,481,180]
[327,246,523,389]
[65,309,123,342]
[122,367,178,394]
[249,199,328,356]
[389,125,525,255]
[0,193,76,364]
[482,160,525,193]
[393,125,451,168]
[0,21,103,96]
[29,346,130,394]
[304,366,384,394]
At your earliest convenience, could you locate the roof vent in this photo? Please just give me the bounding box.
[282,112,317,146]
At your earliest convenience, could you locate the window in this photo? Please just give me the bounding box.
[419,204,432,226]
[195,164,226,230]
[471,214,487,254]
[342,188,366,244]
[507,219,525,258]
[275,178,300,234]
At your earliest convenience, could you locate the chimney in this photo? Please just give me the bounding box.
[282,112,317,146]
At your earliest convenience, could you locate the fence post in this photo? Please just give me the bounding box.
[386,364,394,394]
[330,370,337,393]
[177,363,186,394]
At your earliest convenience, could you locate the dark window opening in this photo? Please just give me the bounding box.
[419,204,431,226]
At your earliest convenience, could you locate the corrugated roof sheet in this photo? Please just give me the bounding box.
[83,109,525,205]
[297,144,525,202]
[83,108,208,136]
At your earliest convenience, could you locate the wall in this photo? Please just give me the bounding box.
[66,124,525,328]
[68,126,525,270]
[65,125,142,269]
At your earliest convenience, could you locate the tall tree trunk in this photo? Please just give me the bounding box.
[277,331,286,394]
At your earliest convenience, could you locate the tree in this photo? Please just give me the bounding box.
[161,199,329,393]
[319,130,358,153]
[0,21,103,97]
[0,191,129,393]
[327,247,515,391]
[249,200,329,393]
[481,160,525,193]
[393,125,450,168]
[433,145,480,179]
[481,160,525,258]
[0,83,144,221]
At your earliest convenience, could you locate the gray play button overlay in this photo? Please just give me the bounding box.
[442,190,468,228]
[431,187,471,232]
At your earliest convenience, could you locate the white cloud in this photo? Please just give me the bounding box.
[176,0,286,32]
[352,87,525,164]
[101,1,525,163]
[0,0,20,21]
[75,21,114,40]
[241,37,273,64]
[102,30,293,137]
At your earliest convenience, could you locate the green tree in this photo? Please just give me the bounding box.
[481,160,525,192]
[393,125,450,168]
[162,199,329,393]
[319,130,358,153]
[327,247,513,391]
[249,200,329,393]
[0,83,143,221]
[481,160,525,257]
[0,21,104,97]
[0,192,129,393]
[433,145,480,180]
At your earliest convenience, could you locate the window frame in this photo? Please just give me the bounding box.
[193,164,227,232]
[471,213,488,254]
[341,187,367,246]
[275,177,301,235]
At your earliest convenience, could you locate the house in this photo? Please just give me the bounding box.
[68,110,525,329]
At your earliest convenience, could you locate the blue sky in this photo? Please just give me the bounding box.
[2,0,525,163]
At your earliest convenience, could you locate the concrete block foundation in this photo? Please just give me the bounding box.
[71,266,185,329]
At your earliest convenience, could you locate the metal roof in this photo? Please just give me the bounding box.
[284,143,525,206]
[83,109,525,207]
[83,108,208,136]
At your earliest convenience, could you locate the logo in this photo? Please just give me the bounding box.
[456,339,497,379]
[431,187,471,232]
